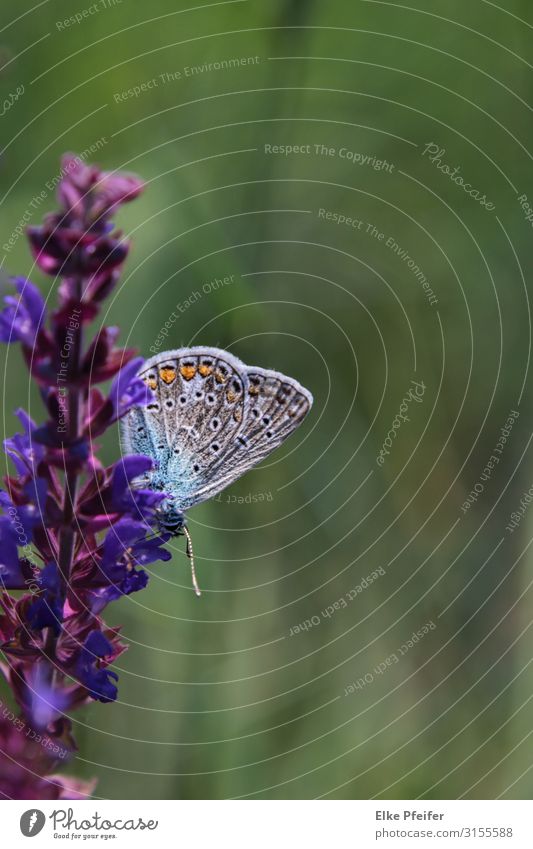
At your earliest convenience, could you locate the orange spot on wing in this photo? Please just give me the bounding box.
[214,369,227,384]
[160,367,177,384]
[180,365,197,381]
[144,377,157,390]
[198,364,213,378]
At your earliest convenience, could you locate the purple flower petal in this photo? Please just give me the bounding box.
[91,171,145,219]
[111,454,153,501]
[108,357,150,420]
[0,517,24,589]
[55,154,144,225]
[27,564,63,635]
[98,518,170,600]
[77,632,119,703]
[109,455,166,523]
[0,490,40,539]
[0,278,45,347]
[28,664,71,729]
[4,409,44,476]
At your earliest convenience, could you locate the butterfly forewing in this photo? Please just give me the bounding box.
[120,347,313,508]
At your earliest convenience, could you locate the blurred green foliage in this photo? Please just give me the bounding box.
[1,0,533,799]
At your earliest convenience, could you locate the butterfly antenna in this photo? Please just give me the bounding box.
[183,526,201,597]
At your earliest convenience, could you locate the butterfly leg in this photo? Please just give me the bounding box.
[183,525,201,597]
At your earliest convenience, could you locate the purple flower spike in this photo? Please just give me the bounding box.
[0,153,168,797]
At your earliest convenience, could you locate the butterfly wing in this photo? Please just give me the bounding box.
[120,347,313,509]
[187,365,313,506]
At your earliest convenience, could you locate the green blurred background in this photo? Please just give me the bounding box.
[2,0,533,799]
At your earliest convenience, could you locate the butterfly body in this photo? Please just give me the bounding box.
[120,347,313,592]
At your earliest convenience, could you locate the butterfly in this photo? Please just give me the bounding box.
[120,346,313,595]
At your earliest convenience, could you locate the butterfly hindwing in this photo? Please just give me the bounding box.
[243,368,312,461]
[188,367,312,504]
